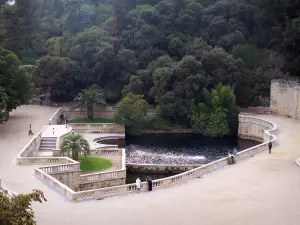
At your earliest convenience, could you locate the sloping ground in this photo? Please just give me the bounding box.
[1,106,300,225]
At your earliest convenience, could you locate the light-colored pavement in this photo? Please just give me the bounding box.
[1,106,300,225]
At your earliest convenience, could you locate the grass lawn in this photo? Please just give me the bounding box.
[78,156,112,172]
[69,118,114,123]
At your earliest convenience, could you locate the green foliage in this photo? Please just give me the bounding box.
[0,189,47,225]
[114,93,149,135]
[188,83,239,137]
[0,47,32,122]
[71,87,106,119]
[1,0,298,133]
[143,116,187,130]
[78,156,112,172]
[60,133,90,160]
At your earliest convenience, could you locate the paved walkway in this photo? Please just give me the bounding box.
[1,106,300,225]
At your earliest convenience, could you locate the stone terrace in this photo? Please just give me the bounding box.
[1,105,300,225]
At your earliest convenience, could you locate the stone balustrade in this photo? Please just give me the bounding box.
[71,123,125,133]
[16,132,42,165]
[17,114,277,202]
[49,107,64,125]
[80,169,126,184]
[39,161,80,175]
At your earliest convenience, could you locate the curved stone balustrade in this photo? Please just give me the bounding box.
[15,113,276,201]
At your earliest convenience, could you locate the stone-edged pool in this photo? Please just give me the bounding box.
[125,133,260,165]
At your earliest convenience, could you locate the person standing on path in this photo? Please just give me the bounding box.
[28,124,33,136]
[268,141,272,154]
[147,176,153,191]
[136,177,141,193]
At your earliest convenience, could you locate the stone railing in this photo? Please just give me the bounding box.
[80,169,126,184]
[71,123,125,133]
[238,114,276,142]
[69,115,276,201]
[16,132,42,165]
[126,163,200,174]
[38,160,80,174]
[34,168,75,199]
[49,107,64,125]
[16,114,277,201]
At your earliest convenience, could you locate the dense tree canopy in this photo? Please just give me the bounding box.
[0,0,298,133]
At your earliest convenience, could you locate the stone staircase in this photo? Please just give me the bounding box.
[39,137,57,152]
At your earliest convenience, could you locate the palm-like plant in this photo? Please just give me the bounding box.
[60,134,90,160]
[71,88,106,119]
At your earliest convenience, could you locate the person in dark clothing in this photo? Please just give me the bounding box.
[268,141,272,154]
[147,176,153,191]
[28,124,33,135]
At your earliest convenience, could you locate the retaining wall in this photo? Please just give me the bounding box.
[270,79,300,118]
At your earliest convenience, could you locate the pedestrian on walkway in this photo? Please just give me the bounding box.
[268,141,272,154]
[136,177,141,193]
[53,127,55,135]
[28,124,33,135]
[233,148,238,156]
[147,176,152,191]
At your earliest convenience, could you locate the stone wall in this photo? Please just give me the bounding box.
[70,123,125,133]
[270,80,300,118]
[238,115,274,142]
[126,163,200,174]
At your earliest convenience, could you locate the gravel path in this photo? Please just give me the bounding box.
[1,106,300,225]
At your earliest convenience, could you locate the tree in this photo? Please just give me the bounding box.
[114,93,149,135]
[71,87,106,119]
[60,133,90,160]
[188,83,239,137]
[0,86,9,122]
[0,189,47,225]
[0,47,32,122]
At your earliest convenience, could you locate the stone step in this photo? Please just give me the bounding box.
[40,142,56,146]
[38,151,53,156]
[39,147,54,151]
[39,145,56,149]
[41,139,56,143]
[42,137,57,141]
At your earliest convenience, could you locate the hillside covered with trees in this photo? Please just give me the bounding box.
[0,0,299,135]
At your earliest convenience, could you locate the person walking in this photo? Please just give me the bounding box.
[136,177,141,193]
[28,124,33,136]
[268,141,272,154]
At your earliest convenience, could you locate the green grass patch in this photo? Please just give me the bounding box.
[69,118,114,123]
[78,156,112,172]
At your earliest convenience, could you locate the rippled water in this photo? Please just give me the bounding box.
[126,134,260,165]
